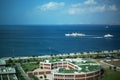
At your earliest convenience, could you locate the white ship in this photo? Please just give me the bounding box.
[65,32,86,37]
[104,34,113,38]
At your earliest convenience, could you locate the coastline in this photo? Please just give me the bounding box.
[1,49,120,60]
[1,49,119,80]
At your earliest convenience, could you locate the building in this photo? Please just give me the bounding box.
[0,59,6,68]
[0,59,18,80]
[28,59,102,80]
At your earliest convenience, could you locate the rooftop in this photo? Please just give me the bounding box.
[49,59,101,73]
[58,68,76,73]
[78,65,101,72]
[44,59,66,63]
[0,67,16,74]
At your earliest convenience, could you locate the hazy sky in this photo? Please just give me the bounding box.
[0,0,120,25]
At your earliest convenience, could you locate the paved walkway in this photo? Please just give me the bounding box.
[100,60,120,72]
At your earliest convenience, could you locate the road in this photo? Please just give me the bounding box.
[15,63,31,80]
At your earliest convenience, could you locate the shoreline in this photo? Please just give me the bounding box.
[1,49,120,60]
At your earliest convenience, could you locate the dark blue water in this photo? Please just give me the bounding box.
[0,25,120,57]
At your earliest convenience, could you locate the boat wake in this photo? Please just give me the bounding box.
[92,37,104,39]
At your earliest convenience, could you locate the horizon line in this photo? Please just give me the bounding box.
[0,23,120,26]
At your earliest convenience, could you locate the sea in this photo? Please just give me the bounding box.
[0,25,120,58]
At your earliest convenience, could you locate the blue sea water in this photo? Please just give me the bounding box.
[0,25,120,57]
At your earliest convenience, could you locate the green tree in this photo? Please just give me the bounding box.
[40,76,43,79]
[44,74,47,79]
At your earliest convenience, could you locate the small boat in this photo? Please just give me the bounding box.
[65,32,86,37]
[104,34,113,38]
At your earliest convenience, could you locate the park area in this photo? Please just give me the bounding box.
[21,62,39,72]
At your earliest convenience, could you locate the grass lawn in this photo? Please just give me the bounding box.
[49,59,61,63]
[21,63,39,72]
[99,69,120,80]
[78,65,101,72]
[59,68,76,73]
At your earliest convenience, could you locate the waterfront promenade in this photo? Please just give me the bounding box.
[1,49,120,60]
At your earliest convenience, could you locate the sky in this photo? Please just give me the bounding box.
[0,0,120,25]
